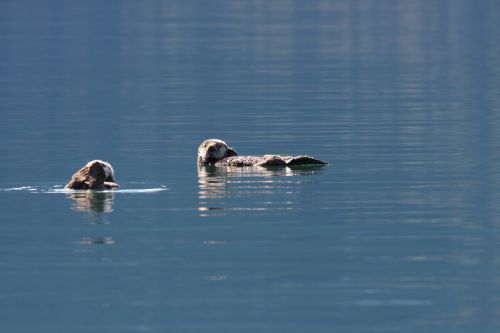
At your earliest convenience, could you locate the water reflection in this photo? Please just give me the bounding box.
[67,191,116,251]
[66,191,115,213]
[76,237,115,245]
[198,164,326,216]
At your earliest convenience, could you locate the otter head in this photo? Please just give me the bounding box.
[100,160,116,182]
[86,160,115,182]
[198,139,238,165]
[86,160,117,189]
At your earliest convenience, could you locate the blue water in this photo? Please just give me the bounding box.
[1,1,500,332]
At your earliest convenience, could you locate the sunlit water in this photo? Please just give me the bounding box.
[1,1,500,332]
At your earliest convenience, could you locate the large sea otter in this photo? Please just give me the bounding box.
[65,160,119,190]
[197,139,327,167]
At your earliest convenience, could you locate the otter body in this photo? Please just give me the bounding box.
[65,160,119,190]
[198,139,327,167]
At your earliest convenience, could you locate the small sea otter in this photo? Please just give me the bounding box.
[65,160,119,190]
[197,139,328,167]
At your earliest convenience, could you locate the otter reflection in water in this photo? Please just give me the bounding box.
[67,191,115,213]
[198,164,326,216]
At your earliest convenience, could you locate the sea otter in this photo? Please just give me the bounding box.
[65,160,119,190]
[197,139,328,167]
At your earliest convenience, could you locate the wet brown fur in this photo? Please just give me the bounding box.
[65,160,119,190]
[198,139,327,167]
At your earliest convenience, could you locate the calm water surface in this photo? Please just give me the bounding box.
[1,1,500,332]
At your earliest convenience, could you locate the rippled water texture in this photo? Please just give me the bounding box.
[1,1,500,332]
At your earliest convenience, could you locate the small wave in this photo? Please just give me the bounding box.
[2,186,38,192]
[2,185,168,194]
[50,187,168,194]
[113,188,167,193]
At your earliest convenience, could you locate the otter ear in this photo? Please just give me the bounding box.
[226,147,238,157]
